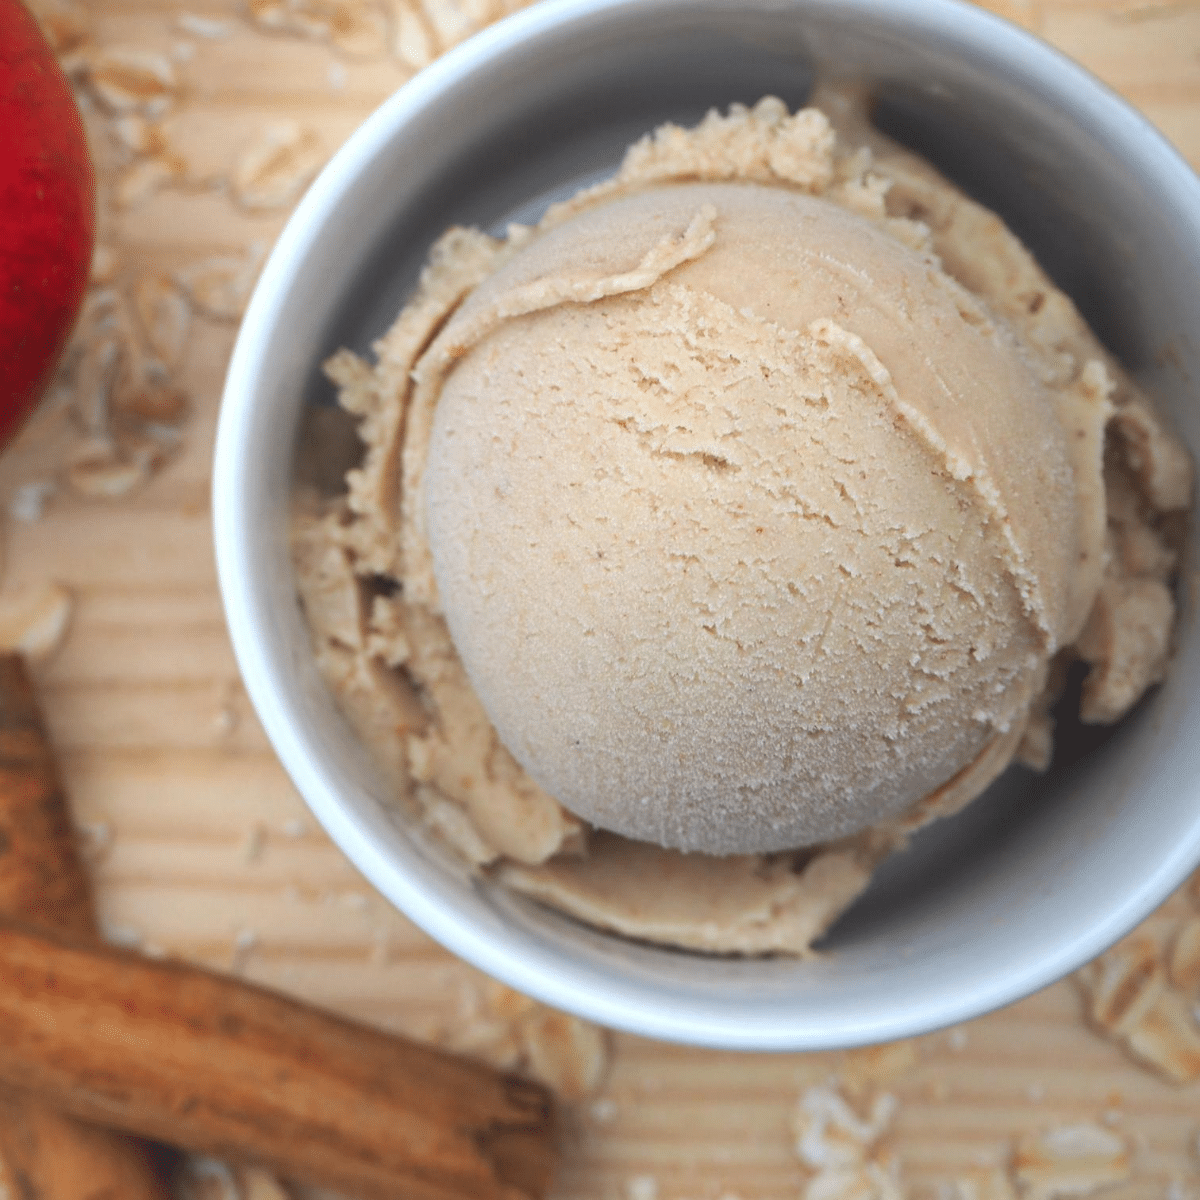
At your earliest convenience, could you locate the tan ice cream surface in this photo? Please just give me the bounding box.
[293,97,1191,953]
[420,182,1086,855]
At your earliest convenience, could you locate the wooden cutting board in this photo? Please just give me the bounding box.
[5,1,1200,1197]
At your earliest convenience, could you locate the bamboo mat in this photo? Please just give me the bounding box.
[6,1,1200,1197]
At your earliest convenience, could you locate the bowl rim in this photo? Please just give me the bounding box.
[214,0,1200,1050]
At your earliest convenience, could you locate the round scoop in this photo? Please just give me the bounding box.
[423,182,1079,855]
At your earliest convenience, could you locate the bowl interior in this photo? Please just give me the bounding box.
[217,0,1200,1049]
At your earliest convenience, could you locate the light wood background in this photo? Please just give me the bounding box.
[6,1,1200,1197]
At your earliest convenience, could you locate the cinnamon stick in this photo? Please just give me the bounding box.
[0,916,557,1200]
[0,653,170,1200]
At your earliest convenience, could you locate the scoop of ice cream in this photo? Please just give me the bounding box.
[300,100,1187,953]
[419,181,1084,855]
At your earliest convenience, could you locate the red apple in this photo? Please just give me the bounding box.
[0,0,95,449]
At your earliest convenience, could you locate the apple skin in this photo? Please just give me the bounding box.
[0,0,95,449]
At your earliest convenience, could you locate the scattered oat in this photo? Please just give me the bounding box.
[434,982,610,1098]
[329,0,394,56]
[112,114,154,156]
[627,1177,657,1200]
[246,0,392,58]
[940,1168,1019,1200]
[72,334,122,437]
[328,59,348,90]
[421,0,474,50]
[795,1086,897,1170]
[133,273,191,367]
[805,1161,903,1200]
[948,1027,969,1052]
[177,12,232,38]
[172,40,197,62]
[115,155,183,208]
[793,1084,903,1200]
[1124,986,1200,1083]
[1079,937,1161,1034]
[339,890,370,910]
[9,480,56,523]
[841,1040,919,1091]
[176,244,266,321]
[67,439,159,498]
[1026,1083,1045,1103]
[520,1005,610,1100]
[281,817,309,838]
[90,243,120,286]
[0,582,73,661]
[1011,1124,1131,1200]
[232,121,325,211]
[391,0,434,67]
[1078,933,1200,1082]
[590,1097,617,1122]
[86,46,177,115]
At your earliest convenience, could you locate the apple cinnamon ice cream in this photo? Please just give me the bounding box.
[293,98,1192,954]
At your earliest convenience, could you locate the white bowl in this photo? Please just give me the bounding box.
[214,0,1200,1050]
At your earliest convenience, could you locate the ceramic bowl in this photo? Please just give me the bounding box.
[214,0,1200,1050]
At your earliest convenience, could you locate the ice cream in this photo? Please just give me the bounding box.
[293,98,1191,952]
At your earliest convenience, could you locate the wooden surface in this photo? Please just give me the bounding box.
[5,1,1200,1197]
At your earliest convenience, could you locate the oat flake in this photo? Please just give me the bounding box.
[1078,931,1200,1082]
[67,436,162,498]
[115,156,182,209]
[133,274,192,367]
[521,1006,610,1100]
[246,0,392,58]
[177,12,232,38]
[232,121,325,211]
[795,1086,897,1170]
[420,0,474,49]
[90,244,120,286]
[1012,1124,1131,1200]
[805,1162,903,1200]
[176,247,266,321]
[391,0,434,67]
[0,584,73,662]
[86,46,177,115]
